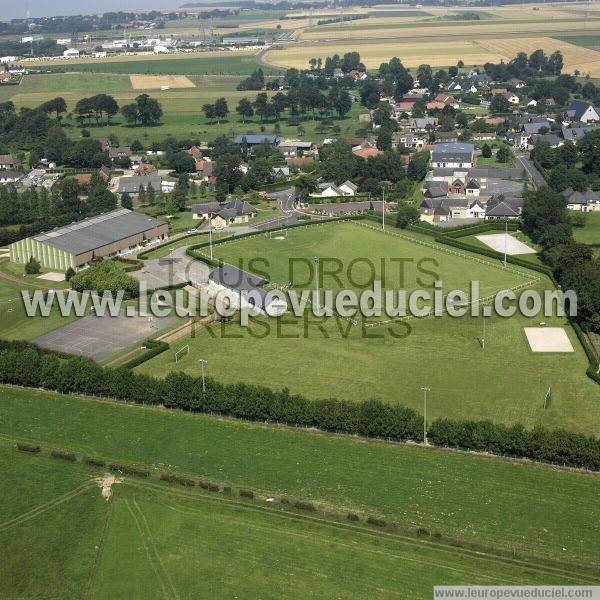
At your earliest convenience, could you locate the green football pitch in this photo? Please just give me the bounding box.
[140,221,599,434]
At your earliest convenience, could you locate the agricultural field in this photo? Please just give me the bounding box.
[28,51,279,76]
[573,212,600,245]
[3,443,591,599]
[137,221,599,434]
[0,72,362,144]
[2,386,600,567]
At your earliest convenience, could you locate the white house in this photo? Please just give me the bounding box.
[153,45,170,54]
[56,38,71,45]
[63,48,80,58]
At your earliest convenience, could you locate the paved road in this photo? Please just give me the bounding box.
[516,154,546,189]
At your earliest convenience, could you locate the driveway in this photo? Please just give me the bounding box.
[516,155,546,188]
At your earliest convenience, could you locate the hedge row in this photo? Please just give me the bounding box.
[1,340,599,470]
[118,339,170,370]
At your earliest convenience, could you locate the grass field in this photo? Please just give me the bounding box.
[3,444,593,598]
[31,52,281,75]
[553,34,600,50]
[0,73,363,144]
[573,212,600,245]
[1,386,599,567]
[137,221,599,434]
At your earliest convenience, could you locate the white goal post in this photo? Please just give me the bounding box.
[174,344,190,363]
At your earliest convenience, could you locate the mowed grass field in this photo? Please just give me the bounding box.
[138,222,599,434]
[2,386,600,568]
[573,212,600,245]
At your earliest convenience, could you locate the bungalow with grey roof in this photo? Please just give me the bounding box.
[566,100,600,124]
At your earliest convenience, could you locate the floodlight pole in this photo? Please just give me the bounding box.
[482,303,488,350]
[504,219,508,268]
[209,226,213,260]
[421,387,431,444]
[382,186,386,231]
[198,358,208,392]
[314,256,320,312]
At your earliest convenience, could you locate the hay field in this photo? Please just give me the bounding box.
[300,16,600,40]
[478,36,600,76]
[130,74,195,90]
[263,39,507,69]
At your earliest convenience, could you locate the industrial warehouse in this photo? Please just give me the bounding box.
[9,209,168,270]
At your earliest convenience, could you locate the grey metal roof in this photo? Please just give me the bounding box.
[209,264,268,293]
[234,134,282,145]
[32,209,166,256]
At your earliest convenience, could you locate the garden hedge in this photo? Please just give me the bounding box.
[0,340,599,471]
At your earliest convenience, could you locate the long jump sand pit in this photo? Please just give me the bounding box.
[525,327,574,353]
[475,233,536,255]
[130,75,196,90]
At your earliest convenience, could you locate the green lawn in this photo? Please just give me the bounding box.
[2,386,600,567]
[2,441,591,598]
[138,221,599,434]
[553,34,600,50]
[0,445,108,599]
[573,212,600,245]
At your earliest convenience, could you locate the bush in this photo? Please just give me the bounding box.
[239,489,254,499]
[24,256,41,275]
[50,448,76,462]
[366,516,387,527]
[293,500,316,512]
[16,442,40,453]
[159,472,195,487]
[109,463,149,477]
[84,456,106,467]
[65,267,75,281]
[346,513,360,522]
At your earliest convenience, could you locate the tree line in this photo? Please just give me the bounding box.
[0,339,599,471]
[522,186,599,333]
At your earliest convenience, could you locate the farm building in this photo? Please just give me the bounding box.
[9,209,168,271]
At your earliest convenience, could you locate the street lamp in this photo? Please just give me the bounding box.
[314,256,320,312]
[209,226,213,261]
[421,387,431,444]
[198,358,208,392]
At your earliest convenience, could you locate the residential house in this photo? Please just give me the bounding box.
[108,147,132,160]
[188,145,203,160]
[434,131,459,144]
[509,78,526,89]
[561,188,600,212]
[562,124,596,144]
[272,166,290,179]
[0,171,24,184]
[507,131,530,148]
[431,143,475,168]
[446,81,462,92]
[191,198,257,227]
[410,117,437,132]
[434,94,459,109]
[391,132,425,150]
[566,100,600,123]
[503,92,519,105]
[531,133,562,148]
[117,174,162,195]
[353,147,384,160]
[277,140,315,158]
[484,194,523,220]
[472,132,496,141]
[312,181,357,198]
[0,154,20,170]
